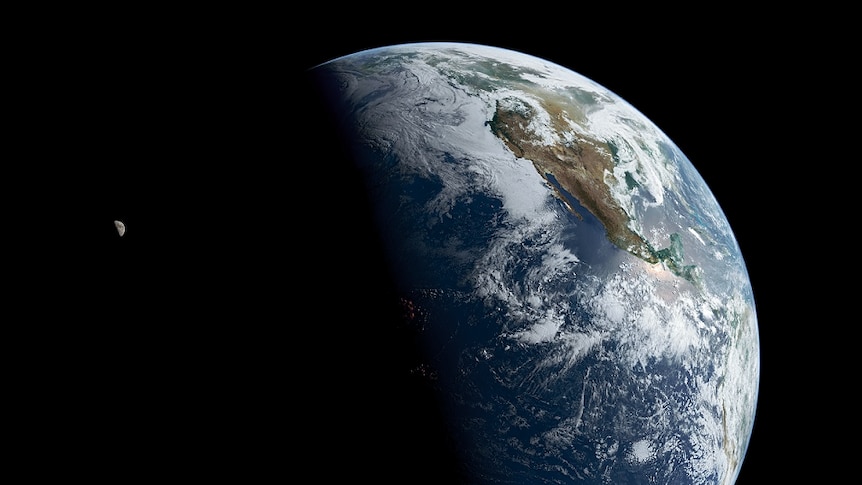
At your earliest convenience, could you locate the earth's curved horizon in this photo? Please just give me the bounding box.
[305,42,759,484]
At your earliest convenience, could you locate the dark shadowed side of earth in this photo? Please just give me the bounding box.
[288,71,469,481]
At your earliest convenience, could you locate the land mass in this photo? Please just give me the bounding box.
[486,96,699,283]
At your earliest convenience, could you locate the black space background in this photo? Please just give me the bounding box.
[26,5,851,483]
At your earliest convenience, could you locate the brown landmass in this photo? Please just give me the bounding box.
[487,96,659,264]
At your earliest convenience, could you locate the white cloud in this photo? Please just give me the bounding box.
[513,315,561,344]
[629,439,655,463]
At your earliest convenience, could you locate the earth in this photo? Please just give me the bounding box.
[301,42,759,484]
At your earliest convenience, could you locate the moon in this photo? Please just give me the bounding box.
[114,220,125,237]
